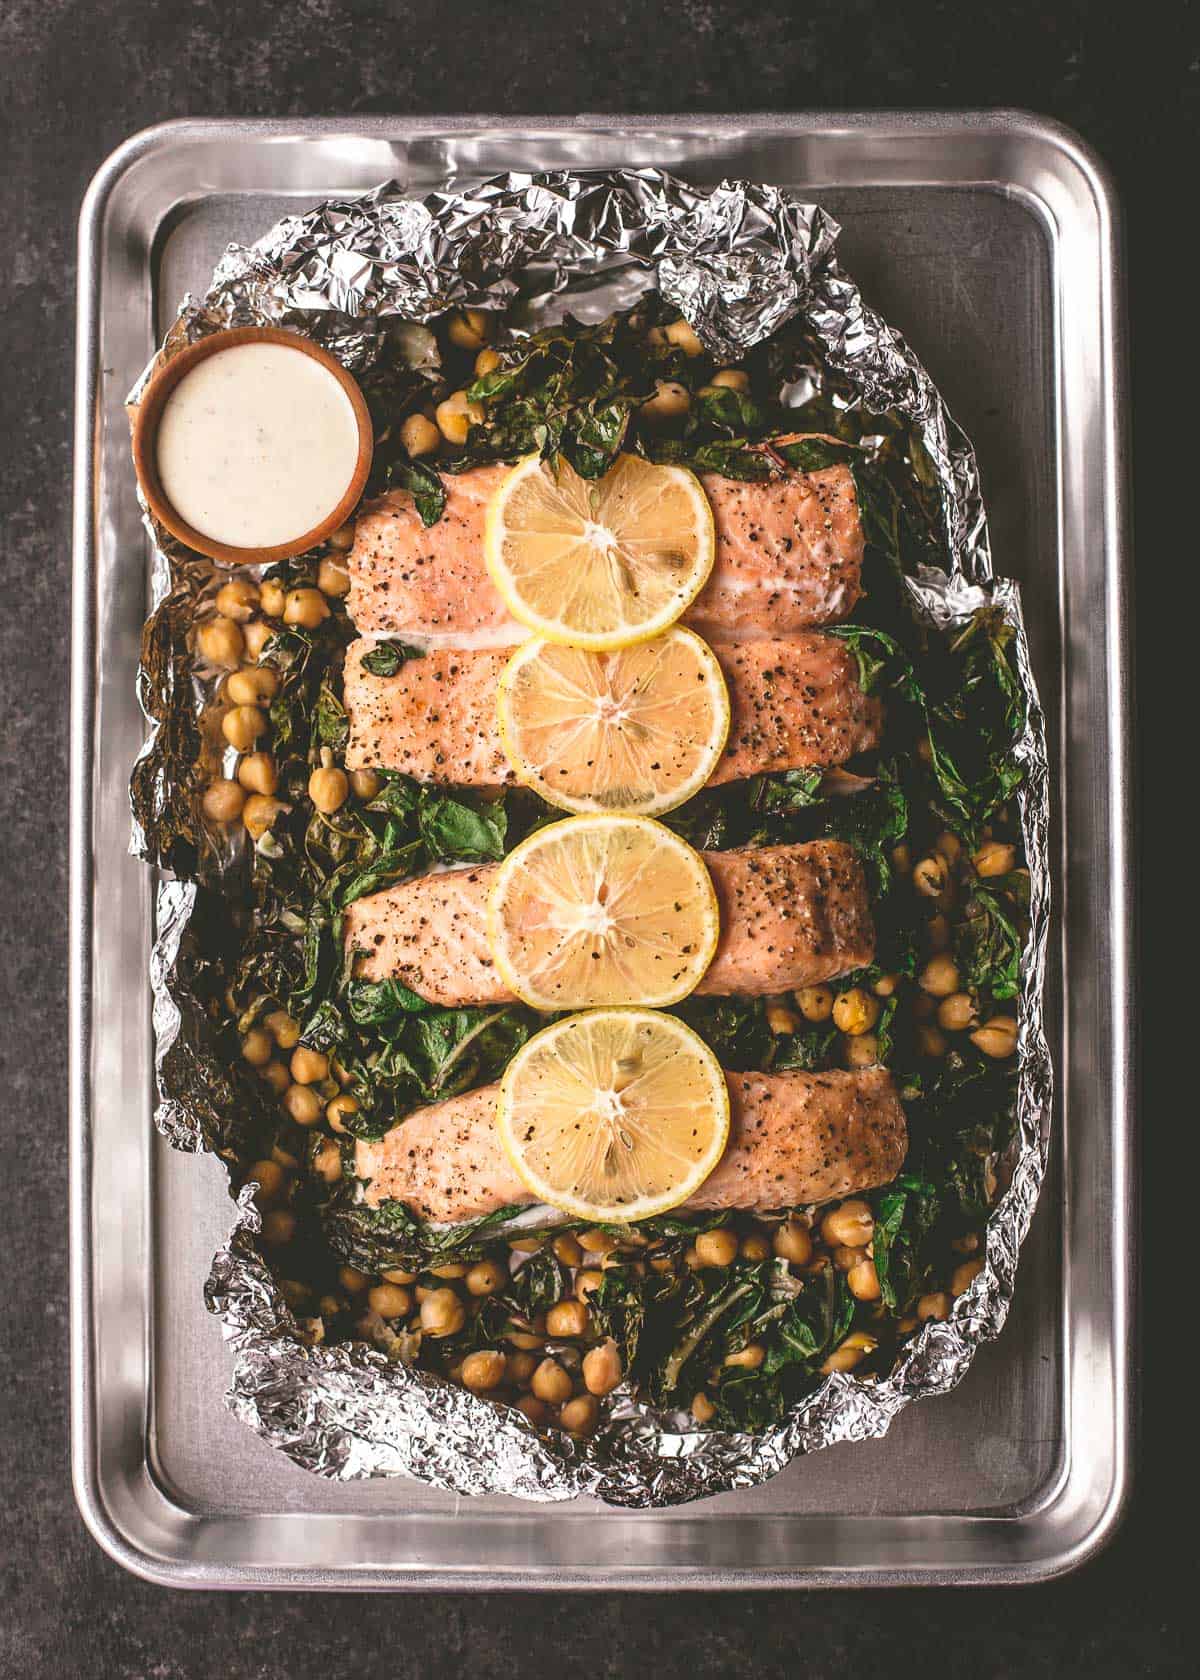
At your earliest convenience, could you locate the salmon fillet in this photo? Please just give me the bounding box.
[345,839,875,1008]
[353,1066,906,1222]
[345,450,864,642]
[343,633,882,787]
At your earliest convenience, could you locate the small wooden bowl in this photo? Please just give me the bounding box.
[131,325,374,566]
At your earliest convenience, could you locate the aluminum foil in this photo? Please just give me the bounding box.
[134,168,1052,1506]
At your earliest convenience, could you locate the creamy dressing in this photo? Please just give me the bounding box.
[156,342,360,548]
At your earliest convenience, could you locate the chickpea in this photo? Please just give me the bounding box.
[916,1023,948,1058]
[346,770,380,804]
[283,587,330,630]
[327,522,356,552]
[318,1294,343,1320]
[913,854,949,897]
[214,577,260,622]
[278,1279,311,1312]
[795,984,834,1023]
[766,999,800,1034]
[843,1032,880,1070]
[383,1267,418,1285]
[317,558,351,598]
[934,830,962,866]
[240,1027,273,1067]
[400,411,441,458]
[420,1288,465,1337]
[919,953,960,997]
[832,987,880,1036]
[938,992,977,1032]
[531,1358,573,1404]
[283,1084,322,1126]
[509,1235,544,1254]
[740,1233,771,1262]
[820,1330,877,1375]
[925,912,952,951]
[664,317,704,356]
[918,1291,951,1321]
[237,752,278,796]
[469,346,501,379]
[821,1199,874,1249]
[725,1343,766,1371]
[308,760,349,815]
[952,1258,985,1297]
[446,307,492,350]
[951,1232,980,1255]
[242,795,286,843]
[368,1283,412,1319]
[465,1258,508,1296]
[262,1009,299,1050]
[225,664,279,709]
[313,1138,343,1183]
[545,1300,589,1339]
[831,1243,867,1272]
[338,1265,370,1294]
[559,1394,600,1437]
[506,1350,537,1386]
[847,1258,882,1301]
[242,621,274,661]
[872,972,899,998]
[196,617,244,667]
[891,842,912,875]
[290,1046,329,1086]
[516,1393,548,1425]
[695,1228,739,1268]
[639,379,690,425]
[262,1209,297,1246]
[552,1233,583,1267]
[325,1093,359,1133]
[974,839,1016,878]
[202,778,245,824]
[709,367,750,393]
[435,390,484,446]
[430,1262,468,1279]
[574,1269,604,1302]
[507,1331,545,1351]
[247,1158,285,1202]
[460,1350,507,1393]
[577,1229,619,1257]
[259,578,287,618]
[259,1060,290,1095]
[221,704,267,751]
[971,1016,1018,1058]
[773,1219,813,1266]
[683,1246,703,1270]
[582,1339,623,1396]
[691,1390,716,1425]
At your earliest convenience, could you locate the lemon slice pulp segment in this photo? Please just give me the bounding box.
[496,627,730,817]
[488,815,719,1011]
[483,452,715,650]
[496,1009,730,1222]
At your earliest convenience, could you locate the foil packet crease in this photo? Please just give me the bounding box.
[136,167,1052,1506]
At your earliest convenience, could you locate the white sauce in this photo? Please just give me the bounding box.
[156,342,360,548]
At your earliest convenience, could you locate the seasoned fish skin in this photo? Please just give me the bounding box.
[345,454,864,642]
[353,1066,906,1223]
[344,839,875,1008]
[343,634,882,787]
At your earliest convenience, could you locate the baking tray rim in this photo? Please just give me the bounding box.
[70,109,1134,1590]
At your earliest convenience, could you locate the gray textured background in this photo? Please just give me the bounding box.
[0,1,1182,1674]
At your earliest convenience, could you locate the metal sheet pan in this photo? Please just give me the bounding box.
[70,112,1133,1589]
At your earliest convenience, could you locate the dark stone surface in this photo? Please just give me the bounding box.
[0,2,1185,1673]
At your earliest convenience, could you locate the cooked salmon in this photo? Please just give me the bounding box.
[345,448,864,642]
[353,1066,906,1222]
[345,839,874,1008]
[343,633,882,787]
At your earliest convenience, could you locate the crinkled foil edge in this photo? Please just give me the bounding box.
[136,169,1051,1506]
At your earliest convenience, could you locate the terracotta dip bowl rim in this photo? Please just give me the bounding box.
[131,325,374,567]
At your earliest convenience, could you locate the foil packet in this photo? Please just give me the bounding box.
[134,168,1051,1506]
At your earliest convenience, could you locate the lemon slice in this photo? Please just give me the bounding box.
[483,452,715,650]
[496,1009,730,1221]
[496,627,730,817]
[488,815,719,1011]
